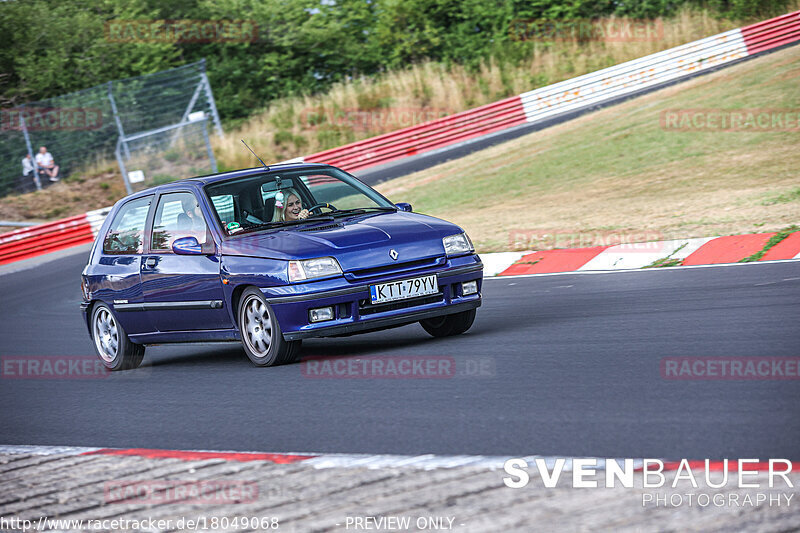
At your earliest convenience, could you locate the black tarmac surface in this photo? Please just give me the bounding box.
[1,252,798,459]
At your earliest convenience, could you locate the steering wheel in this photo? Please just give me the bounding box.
[307,202,338,214]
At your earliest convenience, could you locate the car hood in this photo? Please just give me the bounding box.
[220,212,464,272]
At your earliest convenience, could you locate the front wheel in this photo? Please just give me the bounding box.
[91,303,145,370]
[420,309,476,337]
[238,288,302,366]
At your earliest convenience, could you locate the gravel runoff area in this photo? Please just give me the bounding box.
[1,451,798,532]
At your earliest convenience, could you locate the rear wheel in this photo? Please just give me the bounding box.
[91,303,145,371]
[238,288,302,366]
[420,309,476,338]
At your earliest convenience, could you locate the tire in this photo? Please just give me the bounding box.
[238,287,302,366]
[91,303,145,371]
[420,309,476,338]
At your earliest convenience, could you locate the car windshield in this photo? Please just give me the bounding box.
[204,167,396,235]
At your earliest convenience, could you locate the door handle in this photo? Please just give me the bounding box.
[143,257,158,269]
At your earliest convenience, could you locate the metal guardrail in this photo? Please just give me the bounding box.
[298,10,800,173]
[0,221,37,227]
[306,96,527,171]
[0,207,110,266]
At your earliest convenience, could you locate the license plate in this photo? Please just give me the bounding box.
[369,275,438,304]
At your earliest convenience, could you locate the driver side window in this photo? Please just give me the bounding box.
[150,192,210,252]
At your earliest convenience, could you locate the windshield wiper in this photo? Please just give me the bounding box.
[330,207,397,218]
[237,215,336,234]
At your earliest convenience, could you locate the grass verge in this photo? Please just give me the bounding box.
[375,44,800,252]
[644,243,688,268]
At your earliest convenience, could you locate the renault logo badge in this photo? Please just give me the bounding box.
[389,249,399,260]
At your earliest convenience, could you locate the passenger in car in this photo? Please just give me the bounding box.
[175,195,208,246]
[177,196,204,232]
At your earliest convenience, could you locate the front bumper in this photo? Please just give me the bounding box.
[281,299,480,340]
[264,260,483,341]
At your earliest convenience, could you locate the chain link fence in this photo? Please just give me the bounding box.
[118,118,217,191]
[0,59,221,198]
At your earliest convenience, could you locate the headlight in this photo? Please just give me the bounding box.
[288,257,342,282]
[442,233,473,256]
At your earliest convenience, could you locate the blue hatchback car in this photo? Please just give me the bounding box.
[80,163,482,370]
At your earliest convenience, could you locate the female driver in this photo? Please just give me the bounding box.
[272,188,309,222]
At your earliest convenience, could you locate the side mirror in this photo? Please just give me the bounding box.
[395,202,413,212]
[172,236,203,255]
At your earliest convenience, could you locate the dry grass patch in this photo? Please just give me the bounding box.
[0,168,125,223]
[213,7,760,169]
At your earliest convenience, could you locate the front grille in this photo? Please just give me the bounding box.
[358,293,443,316]
[348,256,444,280]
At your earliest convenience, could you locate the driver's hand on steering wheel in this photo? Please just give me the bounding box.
[297,208,310,219]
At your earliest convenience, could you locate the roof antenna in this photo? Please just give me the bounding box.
[241,139,269,171]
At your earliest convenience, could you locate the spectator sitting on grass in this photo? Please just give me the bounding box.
[35,146,59,182]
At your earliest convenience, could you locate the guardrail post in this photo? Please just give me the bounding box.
[107,81,130,159]
[115,139,133,195]
[201,119,218,173]
[19,111,42,191]
[200,63,223,138]
[180,82,204,125]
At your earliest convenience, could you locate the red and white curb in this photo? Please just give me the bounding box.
[480,232,800,277]
[3,221,798,277]
[1,445,793,473]
[0,445,529,470]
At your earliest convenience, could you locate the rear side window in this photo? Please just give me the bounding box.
[102,196,152,254]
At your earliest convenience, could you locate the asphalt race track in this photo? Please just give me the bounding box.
[1,251,798,460]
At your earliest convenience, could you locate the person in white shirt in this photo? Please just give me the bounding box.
[35,146,59,182]
[21,154,34,180]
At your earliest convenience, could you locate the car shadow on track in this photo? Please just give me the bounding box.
[138,310,531,369]
[140,321,508,369]
[142,343,249,369]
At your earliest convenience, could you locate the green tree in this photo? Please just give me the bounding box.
[0,0,180,106]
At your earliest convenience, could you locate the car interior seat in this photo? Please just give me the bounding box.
[263,195,276,222]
